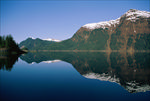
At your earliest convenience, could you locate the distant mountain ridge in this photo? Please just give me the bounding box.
[43,38,61,42]
[19,9,150,50]
[19,37,60,50]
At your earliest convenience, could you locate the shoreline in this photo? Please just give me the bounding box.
[25,50,150,53]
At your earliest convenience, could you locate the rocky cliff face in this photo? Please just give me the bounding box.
[70,9,150,50]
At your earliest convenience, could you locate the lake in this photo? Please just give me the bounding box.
[0,52,150,101]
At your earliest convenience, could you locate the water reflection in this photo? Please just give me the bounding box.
[20,52,150,93]
[110,52,150,93]
[0,54,20,71]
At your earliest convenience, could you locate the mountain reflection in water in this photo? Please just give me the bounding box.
[18,52,150,93]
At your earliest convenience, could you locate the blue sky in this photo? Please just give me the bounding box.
[0,0,149,43]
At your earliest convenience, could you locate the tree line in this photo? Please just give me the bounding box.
[0,35,20,52]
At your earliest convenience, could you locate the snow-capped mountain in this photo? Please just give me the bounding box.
[82,9,150,30]
[29,36,36,39]
[28,37,61,42]
[19,9,150,50]
[43,38,61,42]
[69,9,150,50]
[124,9,150,22]
[83,18,120,30]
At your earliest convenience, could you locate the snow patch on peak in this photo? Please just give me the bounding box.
[43,38,61,42]
[29,36,35,39]
[82,18,120,30]
[82,9,150,30]
[125,9,150,22]
[27,37,61,42]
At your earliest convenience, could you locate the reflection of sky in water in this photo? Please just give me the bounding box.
[1,57,150,101]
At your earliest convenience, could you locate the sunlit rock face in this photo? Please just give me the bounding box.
[70,9,150,50]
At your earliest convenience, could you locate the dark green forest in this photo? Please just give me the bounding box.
[0,35,22,53]
[19,28,109,50]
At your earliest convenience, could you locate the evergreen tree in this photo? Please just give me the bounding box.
[0,36,2,48]
[0,35,21,53]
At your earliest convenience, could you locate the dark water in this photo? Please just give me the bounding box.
[0,52,150,101]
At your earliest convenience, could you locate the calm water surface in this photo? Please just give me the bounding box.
[0,52,150,101]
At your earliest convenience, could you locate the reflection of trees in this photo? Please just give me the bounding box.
[0,54,20,71]
[20,52,110,74]
[20,52,150,75]
[20,52,150,77]
[20,52,150,93]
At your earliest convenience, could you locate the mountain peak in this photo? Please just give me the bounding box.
[29,36,35,40]
[124,9,150,22]
[128,9,138,12]
[27,37,61,42]
[82,18,120,30]
[82,9,150,30]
